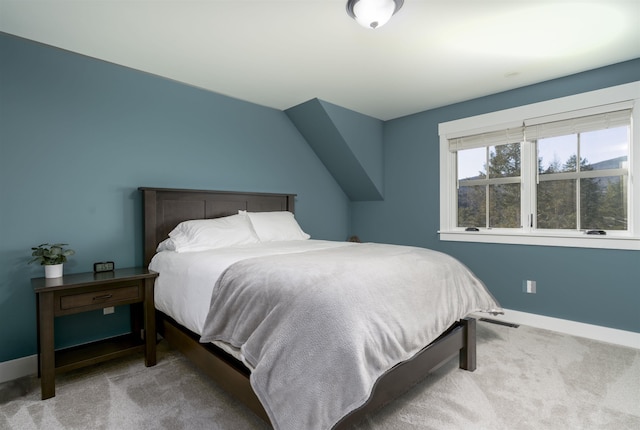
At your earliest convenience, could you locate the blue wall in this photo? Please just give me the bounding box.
[352,59,640,333]
[0,33,350,363]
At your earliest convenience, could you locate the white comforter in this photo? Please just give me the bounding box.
[150,240,355,337]
[151,240,501,430]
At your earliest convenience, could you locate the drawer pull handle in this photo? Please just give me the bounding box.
[93,294,113,301]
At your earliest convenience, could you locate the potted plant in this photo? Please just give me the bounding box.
[29,243,75,278]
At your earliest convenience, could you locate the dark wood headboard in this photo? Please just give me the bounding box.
[139,187,296,266]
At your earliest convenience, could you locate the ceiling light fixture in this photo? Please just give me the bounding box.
[346,0,404,29]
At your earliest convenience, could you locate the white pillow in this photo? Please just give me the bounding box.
[240,210,310,242]
[166,213,260,252]
[156,238,177,252]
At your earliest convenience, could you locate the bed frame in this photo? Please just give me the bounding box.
[140,187,476,428]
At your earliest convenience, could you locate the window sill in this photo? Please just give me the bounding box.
[438,230,640,250]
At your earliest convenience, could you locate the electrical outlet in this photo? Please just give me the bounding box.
[103,306,115,315]
[522,280,536,294]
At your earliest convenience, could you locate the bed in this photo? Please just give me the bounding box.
[139,187,501,429]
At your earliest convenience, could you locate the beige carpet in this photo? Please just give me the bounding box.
[1,321,639,429]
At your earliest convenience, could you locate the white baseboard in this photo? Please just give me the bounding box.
[0,354,37,384]
[473,308,640,350]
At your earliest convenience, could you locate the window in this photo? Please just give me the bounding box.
[439,82,639,250]
[535,119,629,231]
[457,142,522,229]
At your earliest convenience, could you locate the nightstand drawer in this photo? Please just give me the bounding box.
[58,285,142,311]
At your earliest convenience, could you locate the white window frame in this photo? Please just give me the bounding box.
[438,81,640,251]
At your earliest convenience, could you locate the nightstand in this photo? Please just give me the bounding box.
[32,267,158,400]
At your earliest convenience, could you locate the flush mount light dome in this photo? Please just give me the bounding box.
[346,0,404,29]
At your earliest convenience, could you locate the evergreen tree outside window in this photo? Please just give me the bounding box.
[457,143,521,229]
[537,127,628,231]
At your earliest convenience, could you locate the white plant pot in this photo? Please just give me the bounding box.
[44,264,63,278]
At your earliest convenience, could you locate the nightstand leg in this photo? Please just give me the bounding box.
[143,277,156,366]
[38,291,55,399]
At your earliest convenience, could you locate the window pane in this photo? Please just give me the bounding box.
[538,135,577,174]
[489,183,520,228]
[581,126,629,171]
[458,185,485,228]
[537,180,576,229]
[458,148,486,180]
[581,176,627,230]
[489,143,520,178]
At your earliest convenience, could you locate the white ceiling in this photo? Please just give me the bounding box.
[1,0,639,120]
